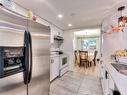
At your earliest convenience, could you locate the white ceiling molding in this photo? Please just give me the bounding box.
[74,28,100,37]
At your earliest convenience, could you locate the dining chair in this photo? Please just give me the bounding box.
[74,50,78,65]
[93,50,98,66]
[79,50,89,68]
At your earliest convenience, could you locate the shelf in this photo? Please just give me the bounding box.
[3,67,23,78]
[4,56,24,59]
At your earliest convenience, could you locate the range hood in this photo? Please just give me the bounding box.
[54,35,64,41]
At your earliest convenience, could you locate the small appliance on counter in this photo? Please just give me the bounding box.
[113,90,121,95]
[112,49,127,65]
[118,57,127,64]
[58,51,63,55]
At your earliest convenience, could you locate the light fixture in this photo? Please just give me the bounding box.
[57,14,63,18]
[118,6,125,28]
[68,24,72,27]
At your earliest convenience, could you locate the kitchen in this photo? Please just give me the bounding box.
[0,0,127,95]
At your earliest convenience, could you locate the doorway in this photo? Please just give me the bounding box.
[73,28,101,76]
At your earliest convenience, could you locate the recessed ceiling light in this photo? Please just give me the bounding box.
[57,14,63,18]
[68,24,72,27]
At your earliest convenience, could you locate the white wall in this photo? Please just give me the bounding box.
[62,30,75,70]
[102,5,127,62]
[102,28,127,62]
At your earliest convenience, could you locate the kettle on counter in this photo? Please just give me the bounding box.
[113,90,121,95]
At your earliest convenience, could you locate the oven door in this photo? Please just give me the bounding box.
[60,55,68,69]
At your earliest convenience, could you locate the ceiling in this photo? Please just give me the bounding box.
[13,0,126,30]
[74,29,100,37]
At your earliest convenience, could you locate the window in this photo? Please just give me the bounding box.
[81,39,96,50]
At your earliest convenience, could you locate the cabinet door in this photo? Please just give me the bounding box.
[100,63,110,95]
[100,63,105,93]
[108,75,115,95]
[104,70,110,95]
[50,57,59,81]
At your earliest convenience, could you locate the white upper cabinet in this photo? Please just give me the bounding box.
[50,25,63,43]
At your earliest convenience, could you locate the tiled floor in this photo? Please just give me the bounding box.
[50,65,103,95]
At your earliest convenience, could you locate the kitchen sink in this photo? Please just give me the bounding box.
[111,63,127,75]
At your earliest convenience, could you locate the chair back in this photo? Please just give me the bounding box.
[79,51,88,60]
[93,50,98,60]
[74,50,78,59]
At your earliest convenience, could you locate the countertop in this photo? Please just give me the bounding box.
[102,61,127,95]
[50,53,68,58]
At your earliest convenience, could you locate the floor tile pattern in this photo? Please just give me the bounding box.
[50,70,103,95]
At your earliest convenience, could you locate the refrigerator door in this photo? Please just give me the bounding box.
[0,73,27,95]
[0,29,27,95]
[28,26,50,95]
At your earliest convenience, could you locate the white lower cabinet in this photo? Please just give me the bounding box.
[100,63,105,93]
[50,56,59,81]
[108,75,115,95]
[100,63,115,95]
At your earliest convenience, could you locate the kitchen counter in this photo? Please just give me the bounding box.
[102,61,127,95]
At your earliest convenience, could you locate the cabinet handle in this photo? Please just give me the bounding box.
[51,59,54,63]
[105,71,108,79]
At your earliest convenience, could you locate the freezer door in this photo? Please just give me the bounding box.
[0,73,27,95]
[28,35,50,95]
[0,27,27,95]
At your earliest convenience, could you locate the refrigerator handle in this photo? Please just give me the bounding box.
[23,31,29,85]
[23,31,32,84]
[28,31,32,83]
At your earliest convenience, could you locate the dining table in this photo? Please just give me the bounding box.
[75,52,94,66]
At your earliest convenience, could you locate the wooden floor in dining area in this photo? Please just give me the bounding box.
[50,64,103,95]
[73,64,100,77]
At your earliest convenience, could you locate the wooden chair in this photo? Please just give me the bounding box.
[93,50,98,66]
[79,50,89,68]
[74,50,78,65]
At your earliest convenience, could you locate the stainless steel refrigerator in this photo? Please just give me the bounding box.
[0,6,50,95]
